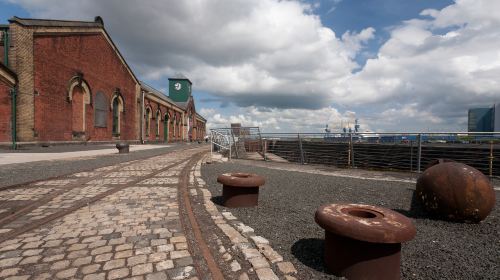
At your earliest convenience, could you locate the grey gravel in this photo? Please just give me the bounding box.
[0,143,204,188]
[201,161,499,280]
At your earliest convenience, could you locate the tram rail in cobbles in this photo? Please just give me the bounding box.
[0,147,205,279]
[0,146,299,279]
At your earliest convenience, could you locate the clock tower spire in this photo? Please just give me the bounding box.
[168,75,192,102]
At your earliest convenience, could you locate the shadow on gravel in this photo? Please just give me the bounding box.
[291,238,331,274]
[210,196,225,207]
[393,189,435,220]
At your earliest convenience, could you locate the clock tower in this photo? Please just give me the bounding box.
[168,77,192,102]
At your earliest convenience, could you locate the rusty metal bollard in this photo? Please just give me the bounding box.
[416,162,495,222]
[217,173,265,207]
[116,142,129,154]
[423,158,455,171]
[315,203,416,280]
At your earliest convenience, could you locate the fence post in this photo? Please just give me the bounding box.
[263,139,267,161]
[229,136,232,161]
[349,132,355,168]
[417,134,422,173]
[298,133,305,165]
[489,141,494,179]
[210,132,213,160]
[258,128,266,161]
[347,134,351,167]
[410,140,413,172]
[230,128,238,159]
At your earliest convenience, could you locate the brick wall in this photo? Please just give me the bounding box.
[142,96,191,143]
[33,33,137,141]
[9,23,35,142]
[0,80,11,142]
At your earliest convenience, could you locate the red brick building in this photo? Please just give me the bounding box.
[0,62,16,143]
[140,82,206,143]
[0,16,206,147]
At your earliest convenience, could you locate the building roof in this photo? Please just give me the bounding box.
[196,113,207,121]
[8,16,140,86]
[173,101,188,109]
[8,16,103,27]
[168,76,192,85]
[140,81,182,108]
[140,81,206,121]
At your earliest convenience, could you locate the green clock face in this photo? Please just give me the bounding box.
[174,82,182,91]
[169,79,191,102]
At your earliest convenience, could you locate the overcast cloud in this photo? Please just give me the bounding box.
[8,0,500,132]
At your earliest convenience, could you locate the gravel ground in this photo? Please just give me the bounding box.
[0,143,206,188]
[201,161,499,280]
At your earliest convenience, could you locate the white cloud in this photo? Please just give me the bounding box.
[8,0,500,132]
[200,106,362,133]
[8,0,367,110]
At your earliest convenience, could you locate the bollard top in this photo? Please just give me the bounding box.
[217,172,265,188]
[315,203,416,244]
[116,142,129,148]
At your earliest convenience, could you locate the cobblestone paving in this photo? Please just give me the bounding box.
[0,188,55,201]
[191,156,298,280]
[0,147,206,280]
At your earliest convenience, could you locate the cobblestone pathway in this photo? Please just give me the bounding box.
[0,147,205,280]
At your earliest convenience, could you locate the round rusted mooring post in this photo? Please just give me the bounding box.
[116,142,129,154]
[416,162,495,222]
[217,173,265,207]
[315,203,416,280]
[423,158,455,171]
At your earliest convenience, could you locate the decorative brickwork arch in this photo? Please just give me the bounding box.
[67,75,91,104]
[68,76,91,138]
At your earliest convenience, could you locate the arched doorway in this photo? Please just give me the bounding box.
[156,110,161,138]
[145,108,152,138]
[111,92,124,137]
[112,98,120,135]
[164,113,169,142]
[68,76,91,140]
[72,86,85,133]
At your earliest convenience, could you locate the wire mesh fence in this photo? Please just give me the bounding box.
[210,128,500,178]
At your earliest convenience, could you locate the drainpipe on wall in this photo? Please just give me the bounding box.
[140,90,145,144]
[10,88,17,150]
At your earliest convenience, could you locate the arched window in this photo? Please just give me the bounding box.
[145,108,152,137]
[156,110,161,137]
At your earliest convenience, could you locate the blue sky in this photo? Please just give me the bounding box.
[1,0,498,132]
[316,0,454,66]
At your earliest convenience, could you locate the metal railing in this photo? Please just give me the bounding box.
[210,129,232,159]
[210,127,264,161]
[211,128,500,178]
